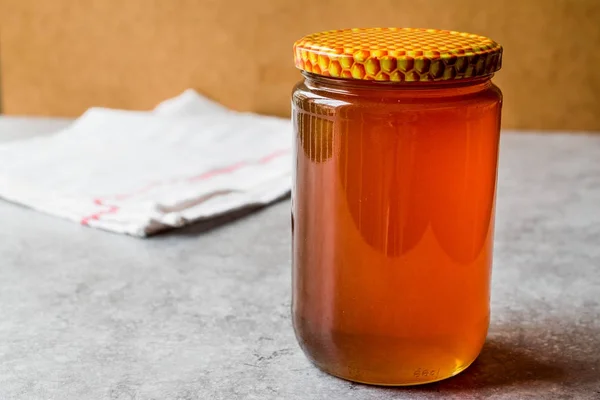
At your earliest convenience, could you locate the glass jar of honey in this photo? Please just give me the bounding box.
[291,28,503,385]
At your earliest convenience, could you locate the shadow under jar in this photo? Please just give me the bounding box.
[291,28,503,386]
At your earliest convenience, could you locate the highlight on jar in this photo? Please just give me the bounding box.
[291,28,503,386]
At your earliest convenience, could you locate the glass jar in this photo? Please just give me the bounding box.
[291,28,503,386]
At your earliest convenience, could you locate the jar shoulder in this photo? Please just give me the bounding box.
[292,79,502,114]
[292,80,350,115]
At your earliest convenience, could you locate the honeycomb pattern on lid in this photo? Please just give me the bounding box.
[293,28,502,82]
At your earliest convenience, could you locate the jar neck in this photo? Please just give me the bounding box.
[302,72,494,99]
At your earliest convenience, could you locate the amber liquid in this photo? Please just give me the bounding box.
[291,75,502,385]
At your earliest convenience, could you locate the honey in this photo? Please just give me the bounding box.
[291,28,503,385]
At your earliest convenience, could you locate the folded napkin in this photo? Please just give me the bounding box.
[0,90,292,236]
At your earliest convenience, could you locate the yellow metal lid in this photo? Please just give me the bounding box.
[293,28,502,82]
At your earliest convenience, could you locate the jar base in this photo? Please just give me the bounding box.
[310,356,476,386]
[294,317,488,386]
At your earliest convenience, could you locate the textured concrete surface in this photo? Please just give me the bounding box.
[0,118,599,399]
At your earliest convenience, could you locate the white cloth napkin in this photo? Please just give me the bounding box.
[0,90,292,236]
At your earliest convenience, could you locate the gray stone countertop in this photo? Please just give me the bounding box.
[0,117,598,400]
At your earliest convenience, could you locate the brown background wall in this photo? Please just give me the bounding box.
[0,0,599,131]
